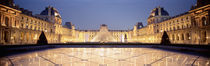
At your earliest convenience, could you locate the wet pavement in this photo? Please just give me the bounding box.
[0,48,209,66]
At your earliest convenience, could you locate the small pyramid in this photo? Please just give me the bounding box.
[161,31,171,45]
[37,31,48,45]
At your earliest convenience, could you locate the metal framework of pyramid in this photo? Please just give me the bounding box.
[91,24,116,42]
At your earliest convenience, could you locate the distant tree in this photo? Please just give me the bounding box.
[161,31,171,45]
[37,31,48,45]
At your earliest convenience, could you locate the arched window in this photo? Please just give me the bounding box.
[202,17,207,26]
[5,17,9,26]
[186,33,190,40]
[181,33,184,40]
[176,34,179,41]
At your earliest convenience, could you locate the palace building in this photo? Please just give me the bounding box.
[133,0,210,44]
[0,0,209,45]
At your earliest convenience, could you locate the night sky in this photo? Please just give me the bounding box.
[14,0,196,30]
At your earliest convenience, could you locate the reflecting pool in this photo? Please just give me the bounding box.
[0,48,209,66]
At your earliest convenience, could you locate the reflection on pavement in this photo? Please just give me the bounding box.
[0,48,209,66]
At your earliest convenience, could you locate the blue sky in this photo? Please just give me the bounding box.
[14,0,196,30]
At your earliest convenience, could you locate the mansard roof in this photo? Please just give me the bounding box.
[149,7,169,18]
[40,6,61,18]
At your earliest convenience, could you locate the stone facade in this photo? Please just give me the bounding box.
[134,4,210,45]
[0,0,209,45]
[0,4,73,45]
